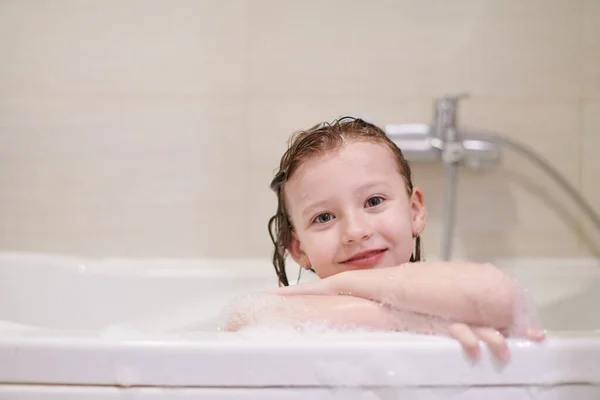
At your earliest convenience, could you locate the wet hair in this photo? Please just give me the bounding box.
[268,116,422,286]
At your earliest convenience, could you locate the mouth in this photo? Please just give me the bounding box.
[341,248,388,264]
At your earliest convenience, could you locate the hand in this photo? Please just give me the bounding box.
[449,323,546,362]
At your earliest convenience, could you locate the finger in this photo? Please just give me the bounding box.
[524,327,547,342]
[448,323,481,360]
[472,327,510,362]
[507,325,547,342]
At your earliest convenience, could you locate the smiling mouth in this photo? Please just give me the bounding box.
[342,249,387,263]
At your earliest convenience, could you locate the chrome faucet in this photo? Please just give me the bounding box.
[385,94,502,261]
[385,94,600,261]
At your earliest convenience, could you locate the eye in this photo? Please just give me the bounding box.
[313,213,334,224]
[365,196,385,208]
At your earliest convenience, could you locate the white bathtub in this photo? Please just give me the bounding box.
[1,252,600,399]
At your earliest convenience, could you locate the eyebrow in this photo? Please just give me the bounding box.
[300,181,393,218]
[302,200,328,218]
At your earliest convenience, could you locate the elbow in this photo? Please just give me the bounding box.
[482,264,523,329]
[218,308,249,332]
[222,314,246,332]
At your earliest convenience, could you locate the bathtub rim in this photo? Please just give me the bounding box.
[1,329,600,388]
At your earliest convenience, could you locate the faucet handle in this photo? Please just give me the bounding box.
[433,93,469,140]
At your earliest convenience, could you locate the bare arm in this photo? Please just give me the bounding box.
[271,262,529,330]
[220,293,452,334]
[221,287,543,361]
[347,262,520,328]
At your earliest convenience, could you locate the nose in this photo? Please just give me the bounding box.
[340,212,373,244]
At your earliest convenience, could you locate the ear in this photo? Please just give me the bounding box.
[289,231,311,269]
[409,187,427,237]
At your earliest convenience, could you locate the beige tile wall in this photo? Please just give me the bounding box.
[0,0,598,261]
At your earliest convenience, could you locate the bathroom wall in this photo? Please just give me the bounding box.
[0,0,598,261]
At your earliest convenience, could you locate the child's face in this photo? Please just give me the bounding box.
[285,140,426,279]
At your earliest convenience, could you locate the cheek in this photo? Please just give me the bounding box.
[382,223,414,263]
[299,235,339,279]
[297,230,337,265]
[379,211,414,251]
[380,208,413,236]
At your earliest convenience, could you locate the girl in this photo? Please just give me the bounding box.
[224,117,545,361]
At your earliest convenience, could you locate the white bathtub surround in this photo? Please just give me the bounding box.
[1,252,599,399]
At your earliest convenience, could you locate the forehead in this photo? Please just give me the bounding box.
[285,140,402,200]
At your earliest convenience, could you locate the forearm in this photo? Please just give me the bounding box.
[222,294,391,331]
[221,293,452,334]
[334,262,520,329]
